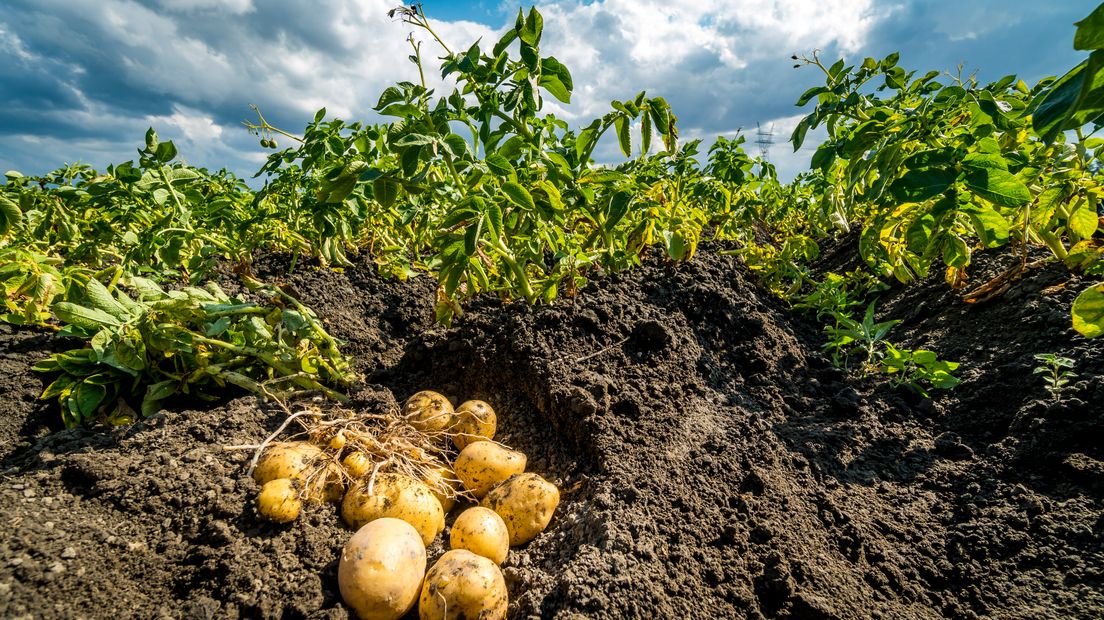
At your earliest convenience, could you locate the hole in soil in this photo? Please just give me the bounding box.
[377,337,600,481]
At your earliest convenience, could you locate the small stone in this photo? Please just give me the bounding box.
[49,562,65,574]
[61,547,78,559]
[22,489,35,499]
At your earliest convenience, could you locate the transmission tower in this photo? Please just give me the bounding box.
[756,122,775,160]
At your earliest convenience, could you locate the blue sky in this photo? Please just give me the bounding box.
[0,0,1097,181]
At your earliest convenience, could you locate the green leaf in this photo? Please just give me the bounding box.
[890,168,956,202]
[41,375,75,400]
[962,152,1008,171]
[1075,4,1104,50]
[73,380,108,421]
[53,302,122,330]
[791,117,810,152]
[1033,51,1104,144]
[942,235,970,267]
[606,191,631,232]
[575,123,599,162]
[486,201,503,241]
[485,153,515,178]
[1072,282,1104,338]
[538,56,573,103]
[964,168,1031,207]
[155,141,178,163]
[501,182,535,211]
[519,7,544,46]
[1033,185,1073,228]
[0,194,21,238]
[85,279,132,321]
[142,380,177,417]
[963,204,1011,247]
[375,87,405,110]
[648,99,671,136]
[464,216,483,256]
[614,116,631,158]
[796,86,829,107]
[373,178,400,208]
[442,134,469,159]
[1069,200,1099,239]
[313,107,327,123]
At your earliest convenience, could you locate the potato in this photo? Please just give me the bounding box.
[342,473,445,545]
[253,441,343,503]
[481,473,559,546]
[339,518,426,620]
[421,464,461,514]
[453,442,526,499]
[403,390,455,433]
[342,451,373,479]
[419,549,507,620]
[256,478,302,523]
[451,400,497,450]
[450,507,509,565]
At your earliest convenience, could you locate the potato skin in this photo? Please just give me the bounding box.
[419,549,507,620]
[481,473,560,546]
[451,400,497,450]
[450,507,509,565]
[253,441,343,503]
[342,473,445,545]
[342,451,373,479]
[339,518,427,620]
[256,478,302,523]
[453,442,527,499]
[403,390,455,434]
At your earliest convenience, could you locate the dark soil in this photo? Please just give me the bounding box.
[1,247,1101,619]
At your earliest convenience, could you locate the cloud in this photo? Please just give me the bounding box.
[0,0,1094,183]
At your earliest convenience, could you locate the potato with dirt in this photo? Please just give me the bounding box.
[252,441,343,502]
[481,473,560,545]
[255,478,302,523]
[450,506,510,565]
[419,549,507,620]
[342,472,445,545]
[403,390,455,434]
[342,451,373,479]
[453,441,526,499]
[338,517,426,620]
[451,400,497,450]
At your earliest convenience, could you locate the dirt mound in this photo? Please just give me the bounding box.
[1,248,1101,619]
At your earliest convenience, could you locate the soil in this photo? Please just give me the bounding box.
[1,245,1101,620]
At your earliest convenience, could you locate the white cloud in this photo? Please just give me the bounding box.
[10,0,1080,184]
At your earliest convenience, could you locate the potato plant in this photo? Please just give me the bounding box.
[32,275,353,426]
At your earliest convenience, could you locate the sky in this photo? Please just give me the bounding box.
[0,0,1098,182]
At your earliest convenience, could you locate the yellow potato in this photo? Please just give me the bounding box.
[419,549,507,620]
[253,441,343,503]
[480,473,560,546]
[403,390,455,434]
[451,400,497,450]
[421,464,461,514]
[256,478,302,523]
[342,451,373,479]
[453,442,526,499]
[450,507,509,565]
[342,473,445,545]
[339,518,426,620]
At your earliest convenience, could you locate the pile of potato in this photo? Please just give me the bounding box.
[250,391,560,620]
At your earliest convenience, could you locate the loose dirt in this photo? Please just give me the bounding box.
[1,246,1100,619]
